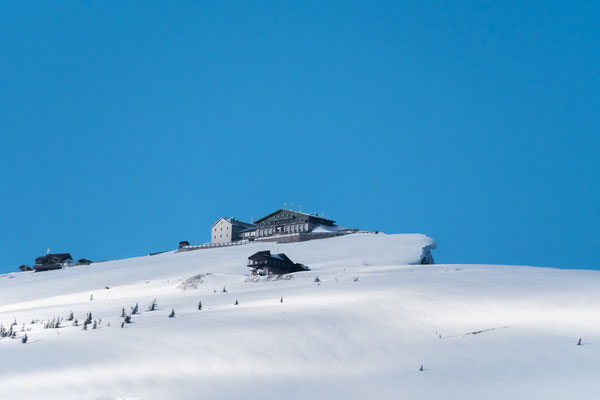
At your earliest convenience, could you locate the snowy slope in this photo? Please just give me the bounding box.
[0,233,598,400]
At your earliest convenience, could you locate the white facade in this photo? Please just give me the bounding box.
[211,218,234,243]
[210,217,255,243]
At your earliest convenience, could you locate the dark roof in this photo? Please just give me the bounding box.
[254,209,335,224]
[248,250,272,260]
[247,250,309,274]
[211,217,255,229]
[248,251,293,264]
[35,253,73,265]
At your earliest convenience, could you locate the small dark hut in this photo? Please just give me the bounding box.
[179,241,190,249]
[33,253,73,272]
[18,265,33,272]
[247,250,309,275]
[77,258,92,266]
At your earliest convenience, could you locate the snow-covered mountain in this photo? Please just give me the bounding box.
[0,233,598,400]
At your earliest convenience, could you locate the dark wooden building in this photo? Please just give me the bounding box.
[247,250,309,275]
[254,209,335,239]
[18,265,33,272]
[77,258,92,265]
[33,253,73,272]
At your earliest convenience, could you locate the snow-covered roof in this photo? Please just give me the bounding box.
[310,225,350,233]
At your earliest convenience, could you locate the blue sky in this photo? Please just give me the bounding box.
[1,1,598,273]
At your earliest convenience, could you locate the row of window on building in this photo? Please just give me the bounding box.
[257,223,309,237]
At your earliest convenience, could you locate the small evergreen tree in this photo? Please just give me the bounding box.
[148,299,157,311]
[67,311,74,321]
[280,296,283,303]
[124,315,132,324]
[314,276,320,283]
[577,338,582,346]
[121,322,125,328]
[169,308,175,318]
[92,320,97,329]
[222,285,227,293]
[121,308,126,318]
[234,300,239,306]
[73,319,78,327]
[89,294,94,301]
[131,303,139,315]
[419,365,424,372]
[21,334,28,344]
[198,301,202,311]
[82,322,88,330]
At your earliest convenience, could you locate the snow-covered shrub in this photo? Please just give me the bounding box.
[177,274,206,291]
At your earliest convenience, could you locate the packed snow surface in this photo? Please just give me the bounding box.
[0,233,598,400]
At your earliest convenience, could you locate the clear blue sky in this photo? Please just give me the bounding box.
[1,1,598,273]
